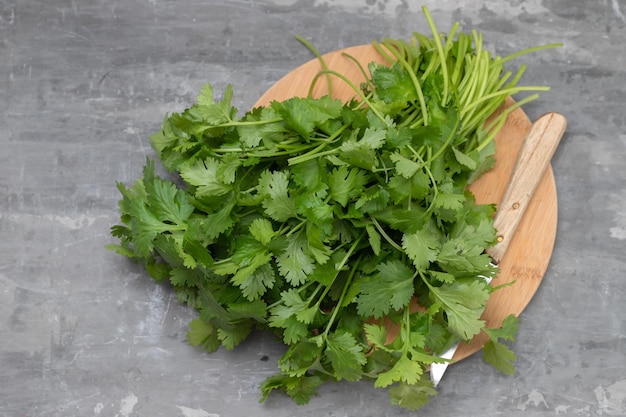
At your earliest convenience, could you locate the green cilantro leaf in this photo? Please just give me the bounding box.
[374,354,424,388]
[196,83,216,106]
[428,278,490,340]
[485,314,519,342]
[356,260,415,319]
[370,63,418,103]
[365,224,382,256]
[290,159,329,198]
[437,238,494,275]
[145,177,194,225]
[482,314,519,374]
[217,321,253,350]
[237,106,285,148]
[276,232,315,286]
[324,331,367,381]
[338,136,378,170]
[187,318,220,353]
[402,226,440,271]
[359,127,387,149]
[452,146,478,170]
[126,198,172,258]
[278,340,323,377]
[431,187,466,211]
[308,249,348,286]
[390,152,421,179]
[199,199,236,239]
[387,379,437,410]
[169,265,199,287]
[187,83,235,126]
[483,340,517,375]
[179,158,232,198]
[260,373,325,405]
[328,166,369,207]
[227,299,268,322]
[271,96,342,140]
[249,218,276,245]
[363,323,388,348]
[428,270,456,284]
[232,263,275,301]
[257,170,298,222]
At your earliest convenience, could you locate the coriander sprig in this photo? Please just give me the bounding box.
[108,6,558,411]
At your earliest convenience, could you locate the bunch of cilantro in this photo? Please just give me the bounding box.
[108,7,557,411]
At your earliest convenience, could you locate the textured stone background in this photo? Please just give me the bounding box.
[1,0,625,416]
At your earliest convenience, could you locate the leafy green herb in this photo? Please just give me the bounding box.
[107,6,558,411]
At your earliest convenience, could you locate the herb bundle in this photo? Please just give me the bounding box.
[108,7,557,410]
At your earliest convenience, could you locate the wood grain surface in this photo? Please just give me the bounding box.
[253,45,559,363]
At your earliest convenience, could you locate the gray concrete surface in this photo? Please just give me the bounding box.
[1,0,625,416]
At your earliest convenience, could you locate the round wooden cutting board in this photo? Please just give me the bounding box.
[253,45,558,363]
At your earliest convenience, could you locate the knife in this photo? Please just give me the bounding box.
[430,111,567,387]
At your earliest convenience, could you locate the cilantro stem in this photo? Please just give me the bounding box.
[307,282,326,306]
[378,41,429,125]
[319,250,363,339]
[295,34,334,98]
[462,86,549,118]
[309,69,389,126]
[422,162,439,215]
[476,93,540,151]
[450,33,470,88]
[370,217,403,253]
[417,270,434,290]
[407,144,425,161]
[402,304,412,355]
[313,236,363,317]
[498,43,563,64]
[287,124,350,165]
[422,5,450,104]
[398,107,421,128]
[214,143,318,159]
[288,147,337,165]
[285,219,307,237]
[371,40,397,65]
[341,52,375,92]
[425,111,460,164]
[230,118,282,127]
[203,117,283,130]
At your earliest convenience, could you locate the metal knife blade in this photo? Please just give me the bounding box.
[429,112,567,386]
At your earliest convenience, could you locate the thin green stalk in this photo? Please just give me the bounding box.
[426,113,460,164]
[370,217,403,252]
[498,43,563,65]
[502,65,528,91]
[380,41,430,125]
[371,40,397,66]
[401,303,416,355]
[476,93,540,152]
[322,254,361,338]
[295,34,333,97]
[450,33,469,88]
[309,69,389,125]
[422,5,450,104]
[287,123,350,165]
[209,117,282,129]
[315,235,363,310]
[341,51,375,91]
[463,86,549,117]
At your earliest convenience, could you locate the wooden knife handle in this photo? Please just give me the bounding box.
[487,112,567,264]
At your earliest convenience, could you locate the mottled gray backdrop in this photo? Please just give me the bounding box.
[1,0,625,416]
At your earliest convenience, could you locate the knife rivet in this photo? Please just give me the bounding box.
[497,235,504,243]
[512,202,520,210]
